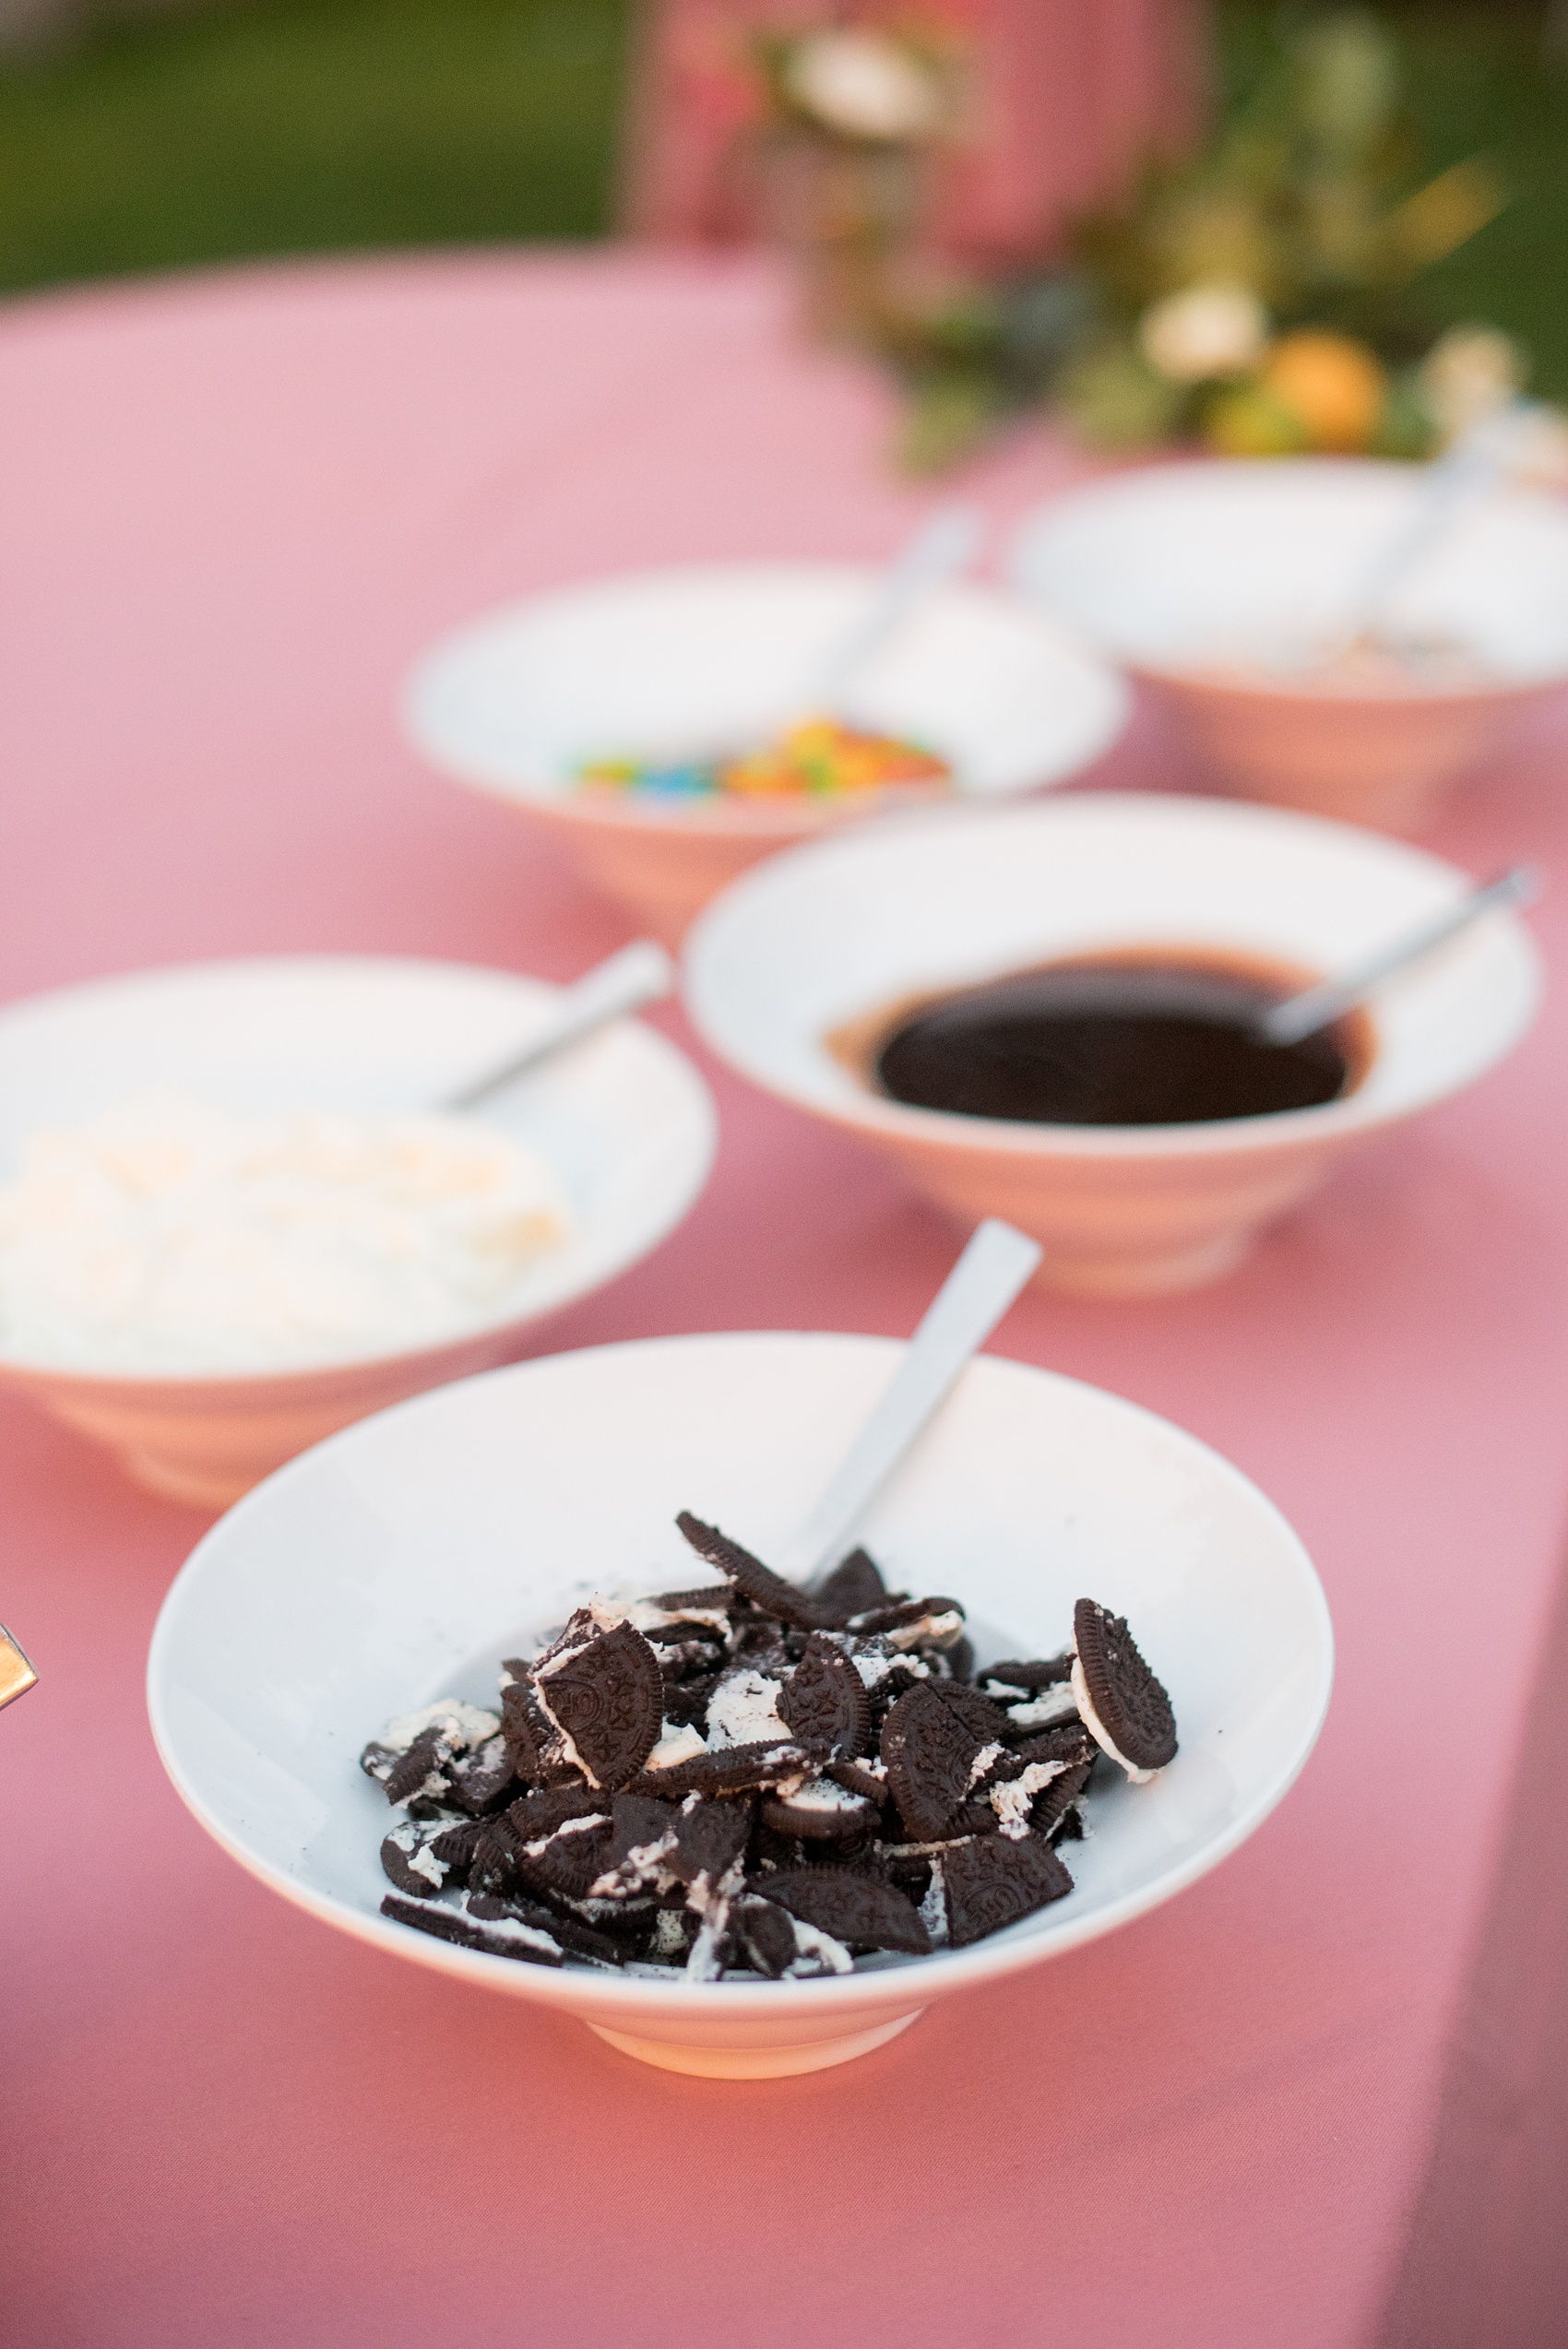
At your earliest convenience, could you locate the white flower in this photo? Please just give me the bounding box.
[1420,326,1525,442]
[1138,283,1270,384]
[783,29,945,143]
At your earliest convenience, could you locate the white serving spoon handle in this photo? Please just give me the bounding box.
[773,1217,1043,1589]
[442,940,674,1110]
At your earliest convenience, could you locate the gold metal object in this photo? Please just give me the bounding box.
[0,1625,38,1711]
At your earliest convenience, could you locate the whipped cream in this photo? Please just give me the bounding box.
[0,1097,570,1373]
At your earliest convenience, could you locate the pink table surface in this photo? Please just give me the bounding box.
[4,250,1568,2349]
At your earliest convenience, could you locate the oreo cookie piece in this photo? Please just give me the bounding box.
[826,1757,890,1807]
[778,1632,872,1762]
[605,1792,681,1867]
[380,1891,565,1967]
[498,1667,557,1788]
[468,1818,525,1899]
[942,1833,1073,1948]
[881,1681,983,1842]
[847,1596,965,1646]
[428,1814,488,1886]
[1073,1598,1177,1774]
[624,1738,809,1802]
[760,1779,880,1842]
[382,1726,450,1808]
[731,1895,802,1979]
[515,1814,616,1902]
[981,1656,1073,1694]
[534,1621,664,1790]
[1011,1723,1097,1772]
[674,1512,826,1631]
[760,1867,931,1956]
[814,1548,887,1627]
[927,1680,1011,1748]
[466,1891,628,1968]
[506,1783,611,1843]
[1030,1760,1093,1840]
[445,1733,516,1816]
[638,1584,736,1623]
[380,1816,459,1897]
[670,1797,753,1890]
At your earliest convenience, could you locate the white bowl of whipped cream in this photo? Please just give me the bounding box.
[0,955,716,1506]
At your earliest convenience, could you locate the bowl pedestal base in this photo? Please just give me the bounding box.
[588,2009,923,2077]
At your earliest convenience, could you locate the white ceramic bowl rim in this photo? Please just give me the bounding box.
[147,1330,1336,2022]
[681,793,1541,1161]
[0,954,717,1387]
[1006,457,1568,693]
[402,560,1130,828]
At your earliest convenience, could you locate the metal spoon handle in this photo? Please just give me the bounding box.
[1258,865,1541,1049]
[441,940,674,1110]
[1338,406,1528,639]
[773,1217,1043,1589]
[811,503,984,713]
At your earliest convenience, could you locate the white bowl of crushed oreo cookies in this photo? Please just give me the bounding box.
[148,1330,1332,2078]
[683,793,1539,1296]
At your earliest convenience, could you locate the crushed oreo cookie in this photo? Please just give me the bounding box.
[365,1526,1177,1980]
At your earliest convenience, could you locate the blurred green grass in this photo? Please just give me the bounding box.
[0,0,630,290]
[0,0,1564,409]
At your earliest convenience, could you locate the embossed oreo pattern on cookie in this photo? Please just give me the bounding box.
[1073,1597,1178,1774]
[881,1681,982,1842]
[363,1526,1179,1981]
[778,1631,872,1761]
[534,1621,665,1790]
[942,1834,1074,1947]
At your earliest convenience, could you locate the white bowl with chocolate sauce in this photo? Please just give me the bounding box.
[682,795,1539,1297]
[148,1330,1333,2078]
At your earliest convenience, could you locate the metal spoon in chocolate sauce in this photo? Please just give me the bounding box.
[1256,864,1540,1049]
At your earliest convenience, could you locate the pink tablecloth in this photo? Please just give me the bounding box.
[5,251,1568,2349]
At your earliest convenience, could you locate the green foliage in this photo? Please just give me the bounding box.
[0,0,628,293]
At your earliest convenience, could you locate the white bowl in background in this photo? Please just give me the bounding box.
[1008,460,1568,833]
[0,956,715,1506]
[402,562,1129,942]
[147,1330,1333,2078]
[682,794,1538,1297]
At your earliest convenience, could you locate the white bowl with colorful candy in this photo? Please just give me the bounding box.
[402,562,1129,942]
[147,1329,1333,2077]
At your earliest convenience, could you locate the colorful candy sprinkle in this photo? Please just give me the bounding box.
[576,718,950,802]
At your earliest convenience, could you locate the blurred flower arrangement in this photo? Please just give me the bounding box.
[748,10,1562,474]
[745,21,965,342]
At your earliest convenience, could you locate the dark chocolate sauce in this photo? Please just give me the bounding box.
[871,956,1359,1128]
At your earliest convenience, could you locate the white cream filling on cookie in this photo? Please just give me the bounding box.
[988,1760,1068,1838]
[1070,1657,1157,1784]
[381,1698,500,1753]
[1004,1683,1079,1731]
[705,1668,791,1749]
